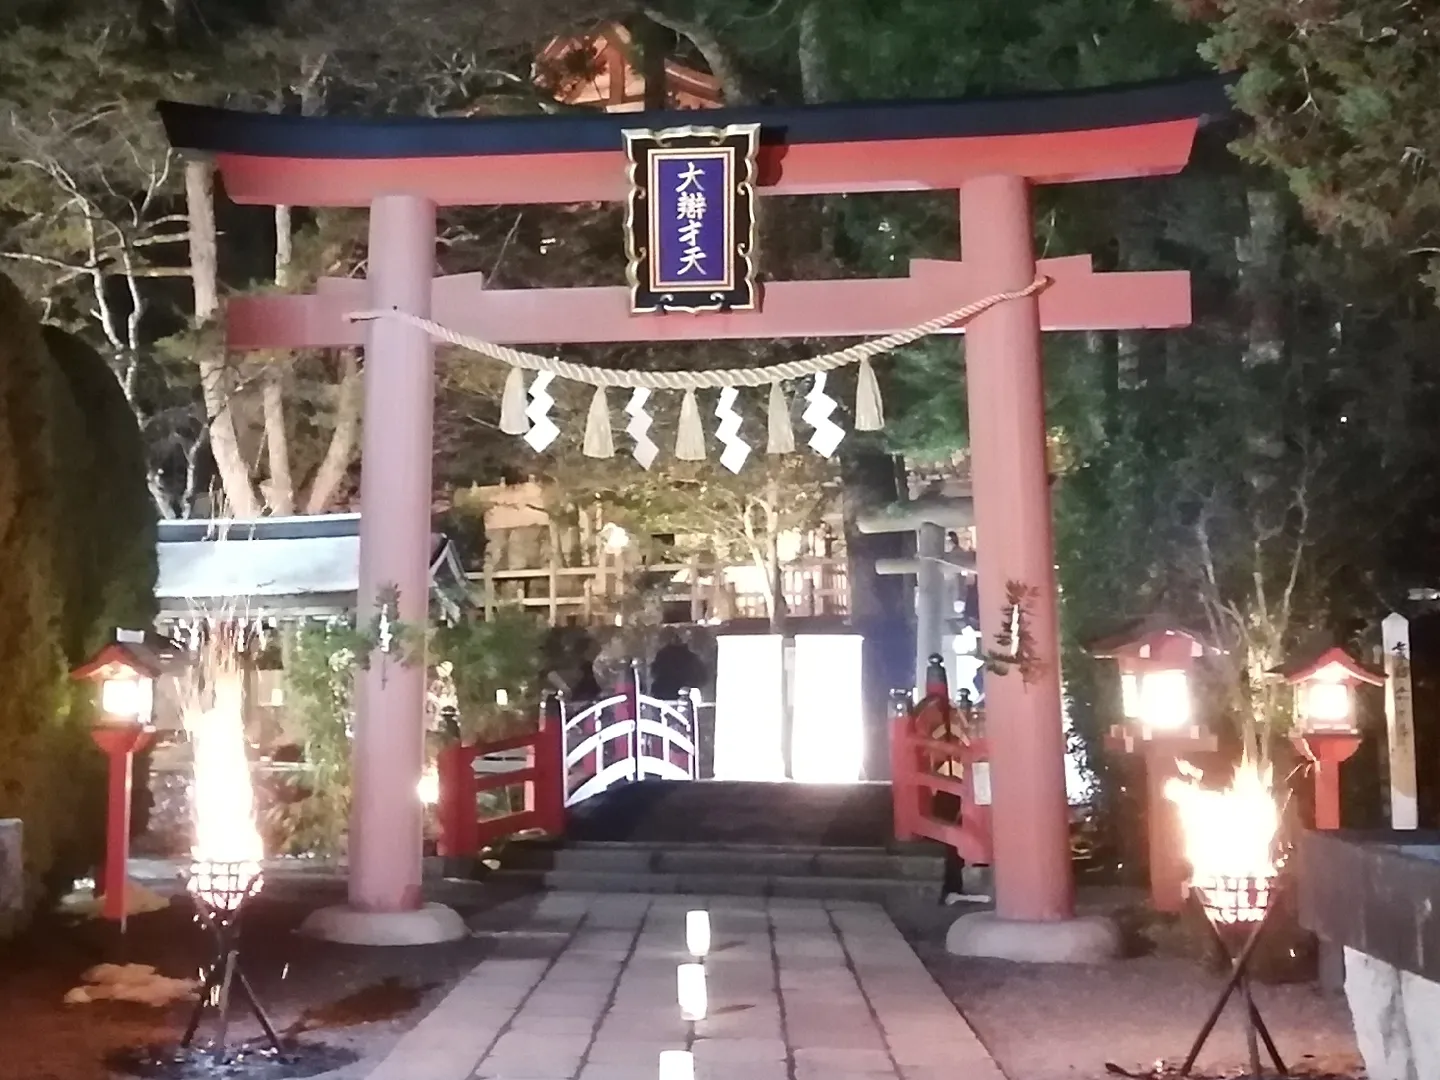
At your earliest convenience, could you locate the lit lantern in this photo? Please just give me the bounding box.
[677,962,707,1021]
[77,635,159,726]
[1271,646,1383,831]
[71,630,165,925]
[1273,646,1381,736]
[686,909,711,959]
[659,1050,695,1080]
[1089,620,1219,915]
[1091,622,1210,735]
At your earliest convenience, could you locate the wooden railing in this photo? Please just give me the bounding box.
[890,659,993,865]
[470,554,849,626]
[435,712,566,857]
[433,675,704,855]
[563,668,698,805]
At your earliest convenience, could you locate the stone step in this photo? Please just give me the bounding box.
[566,780,898,847]
[485,866,944,906]
[501,841,945,881]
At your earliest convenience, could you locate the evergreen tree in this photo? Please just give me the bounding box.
[44,327,159,656]
[0,278,159,932]
[1176,0,1440,297]
[0,273,81,925]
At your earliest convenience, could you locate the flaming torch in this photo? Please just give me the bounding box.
[179,628,283,1056]
[1165,759,1288,1077]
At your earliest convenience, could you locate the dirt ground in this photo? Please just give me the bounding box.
[0,889,1366,1080]
[0,891,521,1080]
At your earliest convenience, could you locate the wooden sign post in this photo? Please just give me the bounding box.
[1382,613,1419,830]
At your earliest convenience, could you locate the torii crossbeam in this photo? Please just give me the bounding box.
[226,254,1185,351]
[160,74,1227,958]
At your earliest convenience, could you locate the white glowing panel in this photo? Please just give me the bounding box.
[713,634,786,781]
[659,1051,695,1080]
[677,962,707,1021]
[1139,669,1191,731]
[791,634,865,783]
[102,676,153,719]
[1300,676,1353,728]
[686,910,711,958]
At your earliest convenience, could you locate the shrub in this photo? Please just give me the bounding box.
[0,278,157,931]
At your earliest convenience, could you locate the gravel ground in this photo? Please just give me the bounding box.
[0,890,538,1080]
[912,940,1364,1080]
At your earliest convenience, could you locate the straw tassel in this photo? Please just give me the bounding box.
[582,386,615,458]
[854,357,885,431]
[675,389,707,461]
[766,381,795,454]
[499,366,529,434]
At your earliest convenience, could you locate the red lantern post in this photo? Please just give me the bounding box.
[71,632,162,926]
[1272,647,1383,831]
[1092,621,1218,914]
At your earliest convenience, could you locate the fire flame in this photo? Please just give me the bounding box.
[417,764,440,806]
[183,634,264,909]
[1165,758,1280,923]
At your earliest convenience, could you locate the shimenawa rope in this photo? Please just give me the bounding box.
[344,275,1051,391]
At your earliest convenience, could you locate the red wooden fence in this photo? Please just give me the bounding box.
[435,712,566,857]
[890,659,993,866]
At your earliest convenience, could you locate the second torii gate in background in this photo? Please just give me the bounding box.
[857,492,976,697]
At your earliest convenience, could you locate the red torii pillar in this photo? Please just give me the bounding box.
[162,82,1211,955]
[960,175,1072,923]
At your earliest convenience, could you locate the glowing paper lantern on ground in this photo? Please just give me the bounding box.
[659,1050,695,1080]
[686,910,711,959]
[677,962,707,1021]
[713,634,785,781]
[791,634,864,783]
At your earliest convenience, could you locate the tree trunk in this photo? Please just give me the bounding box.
[304,350,362,513]
[841,452,907,622]
[263,204,297,515]
[643,7,753,104]
[797,1,833,106]
[185,157,258,517]
[636,14,669,111]
[764,479,788,634]
[1237,185,1289,762]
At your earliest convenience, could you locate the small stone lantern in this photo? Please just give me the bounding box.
[1271,646,1383,831]
[1091,620,1219,913]
[71,630,163,925]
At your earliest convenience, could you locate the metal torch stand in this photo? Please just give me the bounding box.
[181,877,284,1055]
[1180,886,1288,1078]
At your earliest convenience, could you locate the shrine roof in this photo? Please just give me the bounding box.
[159,74,1229,160]
[154,514,470,622]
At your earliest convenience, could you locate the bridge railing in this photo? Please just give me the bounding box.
[890,657,993,866]
[563,665,698,806]
[435,709,566,857]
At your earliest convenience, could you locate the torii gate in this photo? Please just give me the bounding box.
[160,74,1224,956]
[857,492,977,696]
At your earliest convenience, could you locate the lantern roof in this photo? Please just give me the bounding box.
[71,637,170,682]
[1268,646,1385,687]
[1086,617,1218,661]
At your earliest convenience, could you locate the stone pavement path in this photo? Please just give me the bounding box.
[364,893,1005,1080]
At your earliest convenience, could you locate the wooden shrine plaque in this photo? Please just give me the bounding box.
[623,123,760,314]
